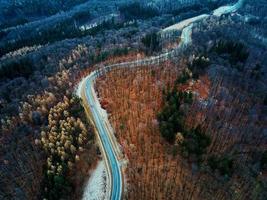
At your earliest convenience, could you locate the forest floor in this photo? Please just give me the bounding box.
[68,141,99,199]
[82,160,108,200]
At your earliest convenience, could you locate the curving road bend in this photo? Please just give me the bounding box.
[79,0,245,199]
[83,72,122,200]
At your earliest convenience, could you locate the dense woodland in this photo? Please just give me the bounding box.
[96,50,266,199]
[119,2,159,20]
[0,0,89,29]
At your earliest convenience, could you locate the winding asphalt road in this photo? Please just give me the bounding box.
[80,0,245,199]
[84,72,122,200]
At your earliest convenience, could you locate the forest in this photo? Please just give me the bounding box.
[0,0,266,199]
[96,49,266,199]
[119,2,159,20]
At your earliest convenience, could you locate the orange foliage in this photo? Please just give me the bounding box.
[95,57,265,199]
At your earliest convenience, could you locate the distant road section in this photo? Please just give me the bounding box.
[162,0,245,33]
[213,0,245,16]
[162,14,209,32]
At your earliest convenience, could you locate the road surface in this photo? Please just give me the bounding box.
[79,1,245,199]
[82,72,122,200]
